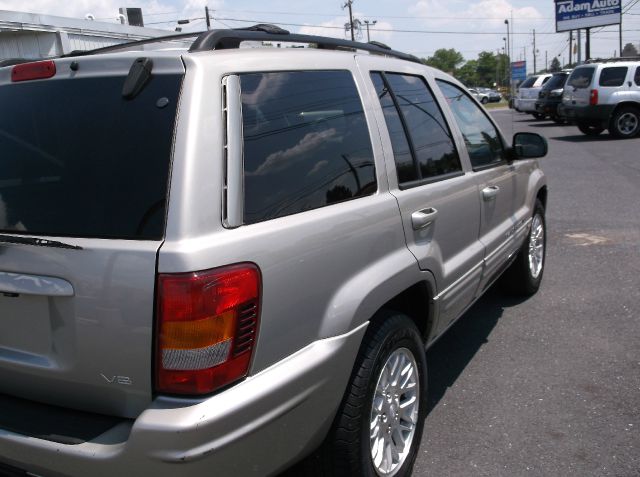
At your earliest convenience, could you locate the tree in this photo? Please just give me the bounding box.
[455,60,478,86]
[476,51,498,87]
[621,43,639,57]
[423,48,464,73]
[549,57,561,72]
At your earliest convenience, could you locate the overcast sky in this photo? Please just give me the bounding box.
[1,0,639,72]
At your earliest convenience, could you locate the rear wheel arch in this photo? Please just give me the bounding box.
[376,281,436,342]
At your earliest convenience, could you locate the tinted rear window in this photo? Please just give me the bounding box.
[568,67,595,88]
[542,73,568,90]
[599,67,628,87]
[0,73,182,239]
[636,67,640,86]
[519,76,538,88]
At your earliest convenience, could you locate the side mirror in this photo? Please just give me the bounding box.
[512,132,548,159]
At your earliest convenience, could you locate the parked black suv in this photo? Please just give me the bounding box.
[535,71,571,123]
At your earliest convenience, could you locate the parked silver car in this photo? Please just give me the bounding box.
[514,73,553,118]
[0,25,548,477]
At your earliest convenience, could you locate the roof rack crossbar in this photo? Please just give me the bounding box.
[189,26,421,64]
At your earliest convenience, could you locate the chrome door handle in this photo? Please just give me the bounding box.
[482,186,500,201]
[411,207,438,230]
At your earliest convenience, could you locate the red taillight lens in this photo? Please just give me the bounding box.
[155,263,261,395]
[590,89,599,106]
[11,60,56,82]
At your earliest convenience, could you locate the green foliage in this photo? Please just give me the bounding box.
[456,60,478,86]
[423,48,464,73]
[549,57,561,73]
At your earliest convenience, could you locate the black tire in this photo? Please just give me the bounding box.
[608,106,640,139]
[577,122,604,136]
[552,115,566,125]
[481,97,489,104]
[532,112,545,120]
[318,312,427,477]
[502,199,546,296]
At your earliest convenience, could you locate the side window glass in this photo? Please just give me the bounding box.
[599,67,628,87]
[383,74,461,182]
[239,71,376,225]
[437,80,505,169]
[541,76,550,85]
[370,73,418,183]
[635,67,640,86]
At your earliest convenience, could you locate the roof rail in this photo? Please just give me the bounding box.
[189,24,422,64]
[61,31,205,57]
[585,56,640,64]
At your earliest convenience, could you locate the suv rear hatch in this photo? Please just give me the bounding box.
[0,55,184,418]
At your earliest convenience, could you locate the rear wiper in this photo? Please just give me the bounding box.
[0,234,83,250]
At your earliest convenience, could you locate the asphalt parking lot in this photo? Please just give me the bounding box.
[414,110,640,476]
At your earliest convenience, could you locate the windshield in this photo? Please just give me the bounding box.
[0,73,182,239]
[519,76,538,89]
[568,67,595,89]
[542,73,569,91]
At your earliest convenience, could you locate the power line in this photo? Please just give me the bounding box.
[212,17,575,35]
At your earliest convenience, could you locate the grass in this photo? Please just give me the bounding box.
[483,100,509,110]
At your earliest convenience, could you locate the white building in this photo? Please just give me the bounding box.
[0,10,170,60]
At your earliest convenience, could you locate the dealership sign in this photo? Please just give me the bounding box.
[555,0,621,32]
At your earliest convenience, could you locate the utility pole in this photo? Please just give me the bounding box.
[545,50,548,71]
[532,29,536,74]
[343,1,355,41]
[569,31,573,65]
[205,6,211,30]
[577,29,582,64]
[586,27,591,61]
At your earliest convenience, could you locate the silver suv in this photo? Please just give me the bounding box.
[562,59,640,138]
[0,26,548,477]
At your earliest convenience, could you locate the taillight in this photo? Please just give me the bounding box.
[590,89,599,106]
[155,263,261,395]
[11,60,56,82]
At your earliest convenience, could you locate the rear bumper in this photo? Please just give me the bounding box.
[535,99,561,116]
[559,103,615,124]
[514,98,537,112]
[0,323,367,477]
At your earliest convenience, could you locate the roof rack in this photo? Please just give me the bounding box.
[62,31,205,58]
[585,56,640,64]
[59,23,420,64]
[189,24,421,64]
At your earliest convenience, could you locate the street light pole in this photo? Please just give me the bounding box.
[505,19,511,98]
[363,19,377,43]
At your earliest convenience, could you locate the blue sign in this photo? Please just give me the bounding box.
[555,0,621,32]
[511,61,527,82]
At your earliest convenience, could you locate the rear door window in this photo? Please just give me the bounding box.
[370,72,461,187]
[568,67,595,88]
[635,66,640,86]
[0,73,182,239]
[599,67,628,87]
[240,71,376,225]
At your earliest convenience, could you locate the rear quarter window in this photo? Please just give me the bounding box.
[519,76,538,88]
[635,66,640,86]
[240,71,376,225]
[568,67,595,89]
[599,67,628,87]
